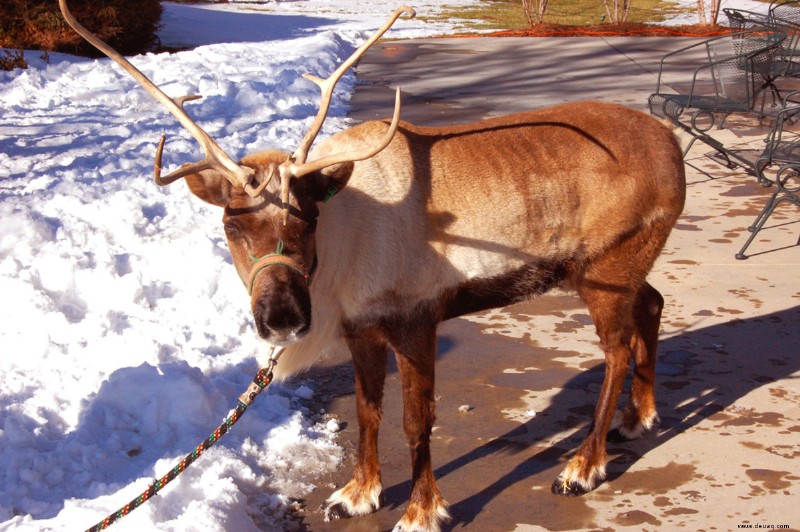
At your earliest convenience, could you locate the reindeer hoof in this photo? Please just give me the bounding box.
[392,497,450,532]
[551,460,604,497]
[551,477,591,497]
[608,410,660,443]
[323,501,349,521]
[322,489,384,521]
[606,427,629,443]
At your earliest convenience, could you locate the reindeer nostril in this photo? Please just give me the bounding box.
[252,289,311,342]
[253,299,272,339]
[266,309,298,333]
[296,320,310,337]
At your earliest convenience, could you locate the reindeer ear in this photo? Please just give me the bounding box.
[311,161,354,203]
[185,170,233,207]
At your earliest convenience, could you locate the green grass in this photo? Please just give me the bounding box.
[428,0,691,31]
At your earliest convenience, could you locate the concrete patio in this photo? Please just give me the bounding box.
[298,37,799,532]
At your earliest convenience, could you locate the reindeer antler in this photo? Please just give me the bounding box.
[57,0,267,197]
[290,6,415,166]
[273,7,413,223]
[60,0,411,204]
[284,87,403,179]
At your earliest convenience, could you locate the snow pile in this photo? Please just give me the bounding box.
[0,1,479,530]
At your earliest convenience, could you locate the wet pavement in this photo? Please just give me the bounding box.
[296,37,799,531]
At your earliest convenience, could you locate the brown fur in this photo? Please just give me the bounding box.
[187,101,686,531]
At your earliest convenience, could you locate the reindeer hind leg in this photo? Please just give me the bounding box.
[553,219,671,496]
[608,281,663,442]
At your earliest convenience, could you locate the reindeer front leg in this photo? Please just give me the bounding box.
[390,323,450,532]
[324,333,388,520]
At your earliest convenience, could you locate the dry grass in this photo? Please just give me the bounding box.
[432,0,696,31]
[479,22,734,38]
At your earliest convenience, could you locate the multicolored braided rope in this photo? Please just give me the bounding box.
[85,355,280,532]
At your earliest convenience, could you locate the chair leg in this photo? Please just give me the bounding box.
[682,134,699,158]
[736,166,800,259]
[683,127,736,168]
[736,192,781,259]
[677,113,745,169]
[755,158,774,187]
[717,113,731,129]
[677,120,729,164]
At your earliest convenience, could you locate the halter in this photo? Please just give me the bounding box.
[247,240,309,295]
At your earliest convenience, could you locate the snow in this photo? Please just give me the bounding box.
[0,0,767,530]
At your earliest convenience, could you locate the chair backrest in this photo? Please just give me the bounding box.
[763,90,800,161]
[770,0,800,27]
[725,7,800,76]
[705,29,785,107]
[769,1,800,69]
[725,8,773,32]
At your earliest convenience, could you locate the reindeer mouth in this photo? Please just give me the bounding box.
[258,330,308,348]
[252,277,312,344]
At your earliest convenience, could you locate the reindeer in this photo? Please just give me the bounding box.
[60,1,686,530]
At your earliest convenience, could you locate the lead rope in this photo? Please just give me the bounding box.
[85,347,285,532]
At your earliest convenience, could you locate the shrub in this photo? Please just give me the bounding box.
[0,0,163,58]
[0,48,28,70]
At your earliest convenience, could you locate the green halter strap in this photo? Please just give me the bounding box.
[247,240,309,295]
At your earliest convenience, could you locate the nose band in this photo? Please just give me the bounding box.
[248,240,309,295]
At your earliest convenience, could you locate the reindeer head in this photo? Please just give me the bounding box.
[58,0,412,344]
[181,151,359,344]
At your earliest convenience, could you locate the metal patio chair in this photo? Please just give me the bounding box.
[769,0,800,83]
[735,163,800,259]
[705,89,800,185]
[724,6,800,104]
[735,91,800,258]
[750,90,800,182]
[648,28,786,170]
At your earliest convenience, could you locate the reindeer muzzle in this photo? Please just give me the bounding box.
[248,241,309,295]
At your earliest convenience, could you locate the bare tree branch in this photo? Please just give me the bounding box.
[697,0,722,26]
[521,0,550,27]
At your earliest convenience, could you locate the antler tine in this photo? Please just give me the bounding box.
[153,96,207,185]
[287,86,402,178]
[58,0,258,195]
[291,6,416,165]
[153,134,212,185]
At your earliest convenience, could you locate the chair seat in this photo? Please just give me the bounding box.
[762,139,800,166]
[648,92,751,120]
[780,60,800,78]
